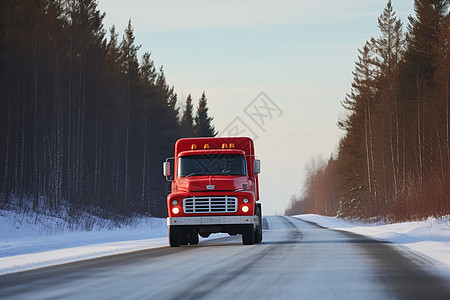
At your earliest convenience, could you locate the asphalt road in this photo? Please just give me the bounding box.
[1,216,450,300]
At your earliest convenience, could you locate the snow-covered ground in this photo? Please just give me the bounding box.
[0,208,169,275]
[1,209,450,276]
[296,214,450,268]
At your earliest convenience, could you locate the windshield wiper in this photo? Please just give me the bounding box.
[185,172,206,177]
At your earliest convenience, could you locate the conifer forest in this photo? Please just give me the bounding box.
[286,0,450,221]
[0,0,216,217]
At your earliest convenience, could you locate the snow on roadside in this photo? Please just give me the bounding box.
[0,208,169,275]
[0,237,169,275]
[295,214,450,268]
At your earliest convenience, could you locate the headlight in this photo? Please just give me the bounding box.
[172,200,178,206]
[242,198,249,204]
[172,207,180,214]
[242,206,249,213]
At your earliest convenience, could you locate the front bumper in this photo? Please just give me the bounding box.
[167,215,258,226]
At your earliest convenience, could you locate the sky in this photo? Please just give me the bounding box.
[96,0,415,215]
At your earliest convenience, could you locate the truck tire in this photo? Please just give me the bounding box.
[242,224,255,245]
[189,233,199,245]
[169,226,181,247]
[254,205,263,243]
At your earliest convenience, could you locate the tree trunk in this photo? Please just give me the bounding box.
[364,105,373,215]
[390,114,398,205]
[32,27,40,210]
[417,75,423,185]
[446,71,449,170]
[3,104,12,203]
[141,96,148,211]
[67,43,73,204]
[125,78,131,205]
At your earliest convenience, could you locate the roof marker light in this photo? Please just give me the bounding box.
[229,143,235,149]
[222,143,228,149]
[204,144,210,149]
[191,144,197,150]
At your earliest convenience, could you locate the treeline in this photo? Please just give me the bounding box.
[0,0,216,217]
[286,0,450,221]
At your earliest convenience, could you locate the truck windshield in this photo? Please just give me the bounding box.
[178,154,247,177]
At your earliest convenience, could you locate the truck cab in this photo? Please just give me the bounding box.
[163,137,262,247]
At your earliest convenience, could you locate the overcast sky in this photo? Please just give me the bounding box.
[97,0,415,215]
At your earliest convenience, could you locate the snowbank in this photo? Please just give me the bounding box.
[295,214,450,268]
[0,208,168,275]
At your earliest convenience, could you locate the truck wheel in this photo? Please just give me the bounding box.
[254,206,263,243]
[254,221,262,243]
[169,226,181,247]
[189,233,199,245]
[242,224,255,245]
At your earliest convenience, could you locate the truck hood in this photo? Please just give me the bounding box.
[175,176,249,193]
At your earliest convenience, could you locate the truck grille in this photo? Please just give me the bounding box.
[183,196,238,213]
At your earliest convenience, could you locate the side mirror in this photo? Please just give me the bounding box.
[163,161,171,177]
[254,159,261,174]
[163,158,175,181]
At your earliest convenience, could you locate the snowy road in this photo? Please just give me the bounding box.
[1,215,450,300]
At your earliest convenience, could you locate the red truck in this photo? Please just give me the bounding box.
[163,137,262,247]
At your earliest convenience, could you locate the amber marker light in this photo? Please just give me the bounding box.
[191,144,197,150]
[204,144,210,149]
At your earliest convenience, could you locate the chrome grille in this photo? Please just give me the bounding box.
[183,196,238,213]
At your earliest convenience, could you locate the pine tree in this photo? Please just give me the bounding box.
[180,94,195,137]
[406,0,449,81]
[377,1,404,77]
[375,0,404,206]
[338,40,380,218]
[401,0,449,184]
[120,19,141,79]
[194,92,216,137]
[118,20,141,208]
[106,26,122,75]
[140,52,157,86]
